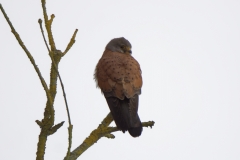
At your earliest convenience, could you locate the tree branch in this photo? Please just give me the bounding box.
[63,29,78,55]
[0,4,56,160]
[0,4,53,113]
[67,113,155,160]
[39,2,75,159]
[41,0,56,50]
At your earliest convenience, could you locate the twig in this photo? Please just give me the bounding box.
[63,29,78,55]
[41,0,56,51]
[38,19,50,51]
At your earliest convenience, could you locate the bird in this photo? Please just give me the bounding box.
[94,37,143,137]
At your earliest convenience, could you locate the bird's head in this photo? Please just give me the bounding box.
[106,37,132,54]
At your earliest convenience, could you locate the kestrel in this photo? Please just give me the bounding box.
[94,37,143,137]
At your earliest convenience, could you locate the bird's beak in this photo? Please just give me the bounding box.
[126,47,132,54]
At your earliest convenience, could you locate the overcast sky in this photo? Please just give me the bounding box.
[0,0,240,160]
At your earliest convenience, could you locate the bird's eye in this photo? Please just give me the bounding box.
[120,45,125,49]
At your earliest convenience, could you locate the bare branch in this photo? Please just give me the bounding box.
[38,18,72,127]
[0,4,56,160]
[67,112,155,160]
[38,20,73,160]
[48,121,65,135]
[67,113,113,160]
[65,125,73,160]
[38,19,50,52]
[63,29,78,55]
[35,120,43,127]
[41,0,56,50]
[0,4,53,114]
[39,3,77,158]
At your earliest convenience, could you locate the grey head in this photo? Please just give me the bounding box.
[106,37,132,54]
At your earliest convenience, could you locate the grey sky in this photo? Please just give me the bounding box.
[0,0,240,159]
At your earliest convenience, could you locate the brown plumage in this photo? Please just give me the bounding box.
[94,37,143,137]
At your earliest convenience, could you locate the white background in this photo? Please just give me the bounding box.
[0,0,240,159]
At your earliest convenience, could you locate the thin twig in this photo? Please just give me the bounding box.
[63,29,78,55]
[38,19,50,51]
[41,0,56,50]
[56,70,72,125]
[65,125,73,160]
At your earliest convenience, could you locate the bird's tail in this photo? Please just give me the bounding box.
[127,114,142,137]
[104,93,142,137]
